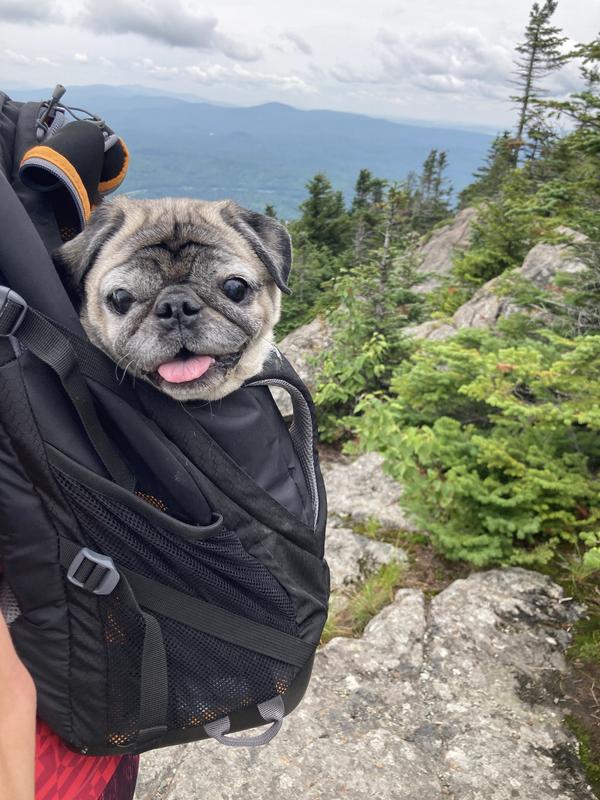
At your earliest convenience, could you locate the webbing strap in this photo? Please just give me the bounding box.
[59,538,168,745]
[0,288,135,490]
[59,536,315,668]
[121,566,316,668]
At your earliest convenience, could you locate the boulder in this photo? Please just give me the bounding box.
[325,521,406,593]
[407,227,588,340]
[136,569,591,800]
[403,318,458,341]
[321,451,416,531]
[412,207,478,293]
[520,226,588,287]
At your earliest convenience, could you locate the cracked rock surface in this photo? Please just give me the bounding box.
[412,206,478,293]
[325,521,406,593]
[321,451,416,532]
[406,227,587,341]
[135,569,591,800]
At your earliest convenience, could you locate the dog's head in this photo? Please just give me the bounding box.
[55,196,291,401]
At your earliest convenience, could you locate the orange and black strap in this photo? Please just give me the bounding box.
[99,136,129,196]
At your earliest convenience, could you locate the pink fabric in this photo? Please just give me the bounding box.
[35,719,122,800]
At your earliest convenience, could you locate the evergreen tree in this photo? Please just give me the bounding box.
[459,132,515,205]
[351,168,385,212]
[264,203,278,218]
[350,168,386,262]
[298,172,350,253]
[543,34,600,144]
[510,1,567,163]
[410,149,453,232]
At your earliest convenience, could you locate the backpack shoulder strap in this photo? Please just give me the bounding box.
[0,287,134,490]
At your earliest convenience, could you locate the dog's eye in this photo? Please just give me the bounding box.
[108,289,134,315]
[222,278,249,303]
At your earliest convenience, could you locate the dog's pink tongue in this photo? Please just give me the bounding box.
[157,355,215,383]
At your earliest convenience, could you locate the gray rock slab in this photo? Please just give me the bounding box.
[423,569,591,800]
[520,229,587,288]
[412,207,478,293]
[321,451,416,531]
[406,227,589,341]
[325,522,407,592]
[136,569,592,800]
[403,318,458,341]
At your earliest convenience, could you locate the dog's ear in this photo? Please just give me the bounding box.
[53,201,126,288]
[221,202,292,294]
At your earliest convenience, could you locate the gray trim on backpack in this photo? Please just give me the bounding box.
[18,155,86,229]
[0,579,20,625]
[246,377,320,528]
[204,694,285,747]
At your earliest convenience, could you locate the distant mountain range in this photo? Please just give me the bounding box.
[11,85,494,218]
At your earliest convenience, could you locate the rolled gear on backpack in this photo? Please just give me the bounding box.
[0,88,329,755]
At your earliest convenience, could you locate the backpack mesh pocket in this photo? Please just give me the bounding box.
[53,468,300,747]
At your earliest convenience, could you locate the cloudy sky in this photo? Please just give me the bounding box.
[1,0,598,128]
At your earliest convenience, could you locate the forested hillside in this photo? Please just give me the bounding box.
[276,6,600,783]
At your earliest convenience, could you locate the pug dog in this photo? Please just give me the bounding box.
[55,196,291,401]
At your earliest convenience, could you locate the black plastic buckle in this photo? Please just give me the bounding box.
[67,548,120,595]
[0,287,28,337]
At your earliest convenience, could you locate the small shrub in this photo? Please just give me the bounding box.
[313,247,423,441]
[351,329,600,567]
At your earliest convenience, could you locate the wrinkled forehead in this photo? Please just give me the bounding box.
[95,204,265,290]
[102,243,259,294]
[112,205,243,262]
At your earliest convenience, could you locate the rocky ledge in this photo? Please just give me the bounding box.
[135,569,590,800]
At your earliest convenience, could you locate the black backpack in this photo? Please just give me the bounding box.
[0,89,329,755]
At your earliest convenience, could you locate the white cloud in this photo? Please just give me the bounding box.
[79,0,260,61]
[74,52,89,63]
[35,55,58,67]
[0,0,63,24]
[4,48,32,65]
[134,57,317,93]
[333,24,514,100]
[3,48,58,67]
[0,0,595,127]
[133,57,180,78]
[282,31,312,55]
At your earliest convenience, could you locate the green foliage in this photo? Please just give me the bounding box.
[277,237,344,337]
[459,132,516,206]
[423,282,474,318]
[510,0,568,162]
[454,176,546,285]
[350,168,387,262]
[408,149,453,233]
[350,329,600,567]
[453,33,600,288]
[487,237,600,339]
[314,241,424,440]
[298,172,350,253]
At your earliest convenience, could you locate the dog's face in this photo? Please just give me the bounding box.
[55,197,291,401]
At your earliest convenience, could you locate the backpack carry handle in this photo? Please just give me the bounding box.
[203,695,285,747]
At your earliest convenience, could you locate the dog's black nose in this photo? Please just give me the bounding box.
[155,292,201,327]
